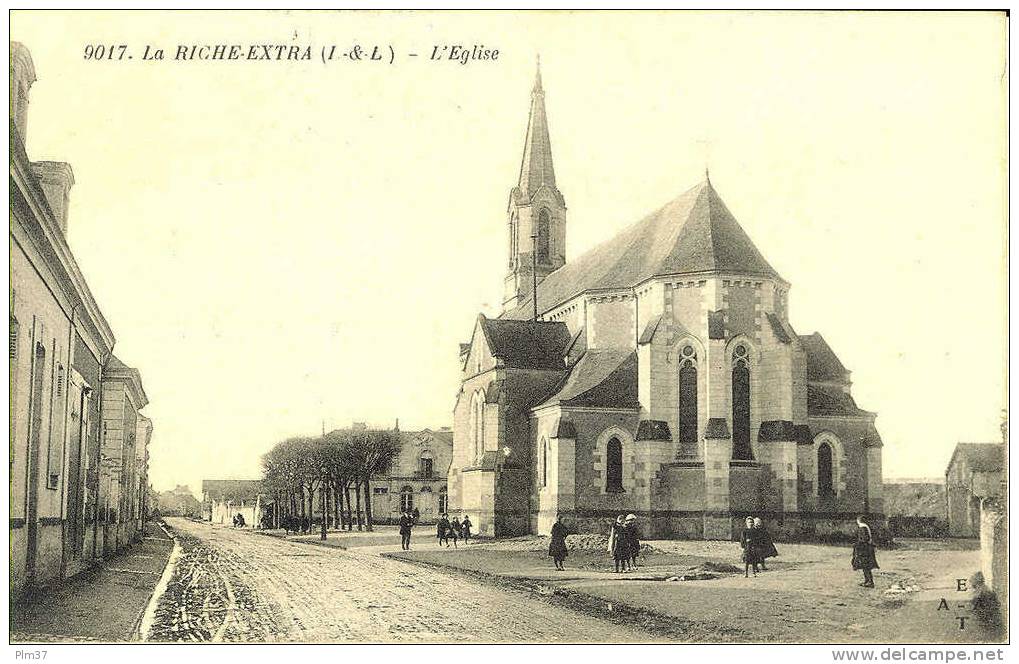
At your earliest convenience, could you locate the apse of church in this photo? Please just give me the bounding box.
[448,61,885,541]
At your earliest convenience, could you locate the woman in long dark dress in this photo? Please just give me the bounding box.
[740,516,762,577]
[754,517,778,570]
[851,515,879,588]
[625,514,641,569]
[548,518,568,570]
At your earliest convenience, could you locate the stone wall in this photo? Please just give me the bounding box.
[10,225,74,590]
[980,498,1007,612]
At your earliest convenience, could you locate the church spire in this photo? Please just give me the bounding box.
[503,59,568,313]
[517,55,557,200]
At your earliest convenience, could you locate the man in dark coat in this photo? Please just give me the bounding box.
[398,510,414,550]
[548,517,568,570]
[852,515,879,588]
[461,515,473,542]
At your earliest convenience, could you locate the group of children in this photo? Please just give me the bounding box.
[739,516,780,577]
[607,514,642,572]
[436,513,472,548]
[546,513,642,572]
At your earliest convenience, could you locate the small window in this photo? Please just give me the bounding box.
[373,487,388,495]
[56,364,65,398]
[438,489,449,514]
[419,451,434,479]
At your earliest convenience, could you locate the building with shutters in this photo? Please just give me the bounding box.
[447,62,884,540]
[9,42,153,593]
[369,427,453,524]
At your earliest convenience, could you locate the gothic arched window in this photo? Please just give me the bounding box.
[508,215,518,268]
[470,392,485,463]
[731,344,752,460]
[606,437,623,492]
[536,209,551,263]
[818,442,834,506]
[678,344,698,445]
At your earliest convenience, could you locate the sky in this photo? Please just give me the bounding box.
[11,10,1007,492]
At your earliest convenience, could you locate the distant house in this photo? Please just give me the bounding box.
[156,485,202,518]
[945,443,1004,537]
[371,428,453,524]
[324,425,454,525]
[202,479,267,528]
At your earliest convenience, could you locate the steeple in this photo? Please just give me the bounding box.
[516,56,560,203]
[503,58,568,313]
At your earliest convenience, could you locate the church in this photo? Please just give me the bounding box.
[447,64,885,541]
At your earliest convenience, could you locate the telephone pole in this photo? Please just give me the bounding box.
[531,231,539,322]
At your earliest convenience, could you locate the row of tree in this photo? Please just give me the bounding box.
[261,428,401,533]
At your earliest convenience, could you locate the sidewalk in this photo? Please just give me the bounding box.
[11,520,176,643]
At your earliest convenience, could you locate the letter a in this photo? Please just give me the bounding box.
[937,598,949,610]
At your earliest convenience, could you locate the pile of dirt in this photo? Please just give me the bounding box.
[479,534,660,553]
[692,561,742,574]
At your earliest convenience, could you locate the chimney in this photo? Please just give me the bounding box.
[10,42,36,144]
[30,161,74,234]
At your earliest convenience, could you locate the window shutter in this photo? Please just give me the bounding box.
[9,317,18,361]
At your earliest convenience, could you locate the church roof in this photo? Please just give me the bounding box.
[799,333,849,382]
[537,350,638,409]
[806,384,870,417]
[477,315,571,370]
[513,59,561,205]
[504,180,779,319]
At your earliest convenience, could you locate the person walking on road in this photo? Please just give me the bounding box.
[608,515,629,573]
[437,513,451,547]
[399,510,414,550]
[740,516,762,577]
[754,517,778,571]
[852,515,879,588]
[461,515,472,542]
[449,517,460,549]
[549,517,568,570]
